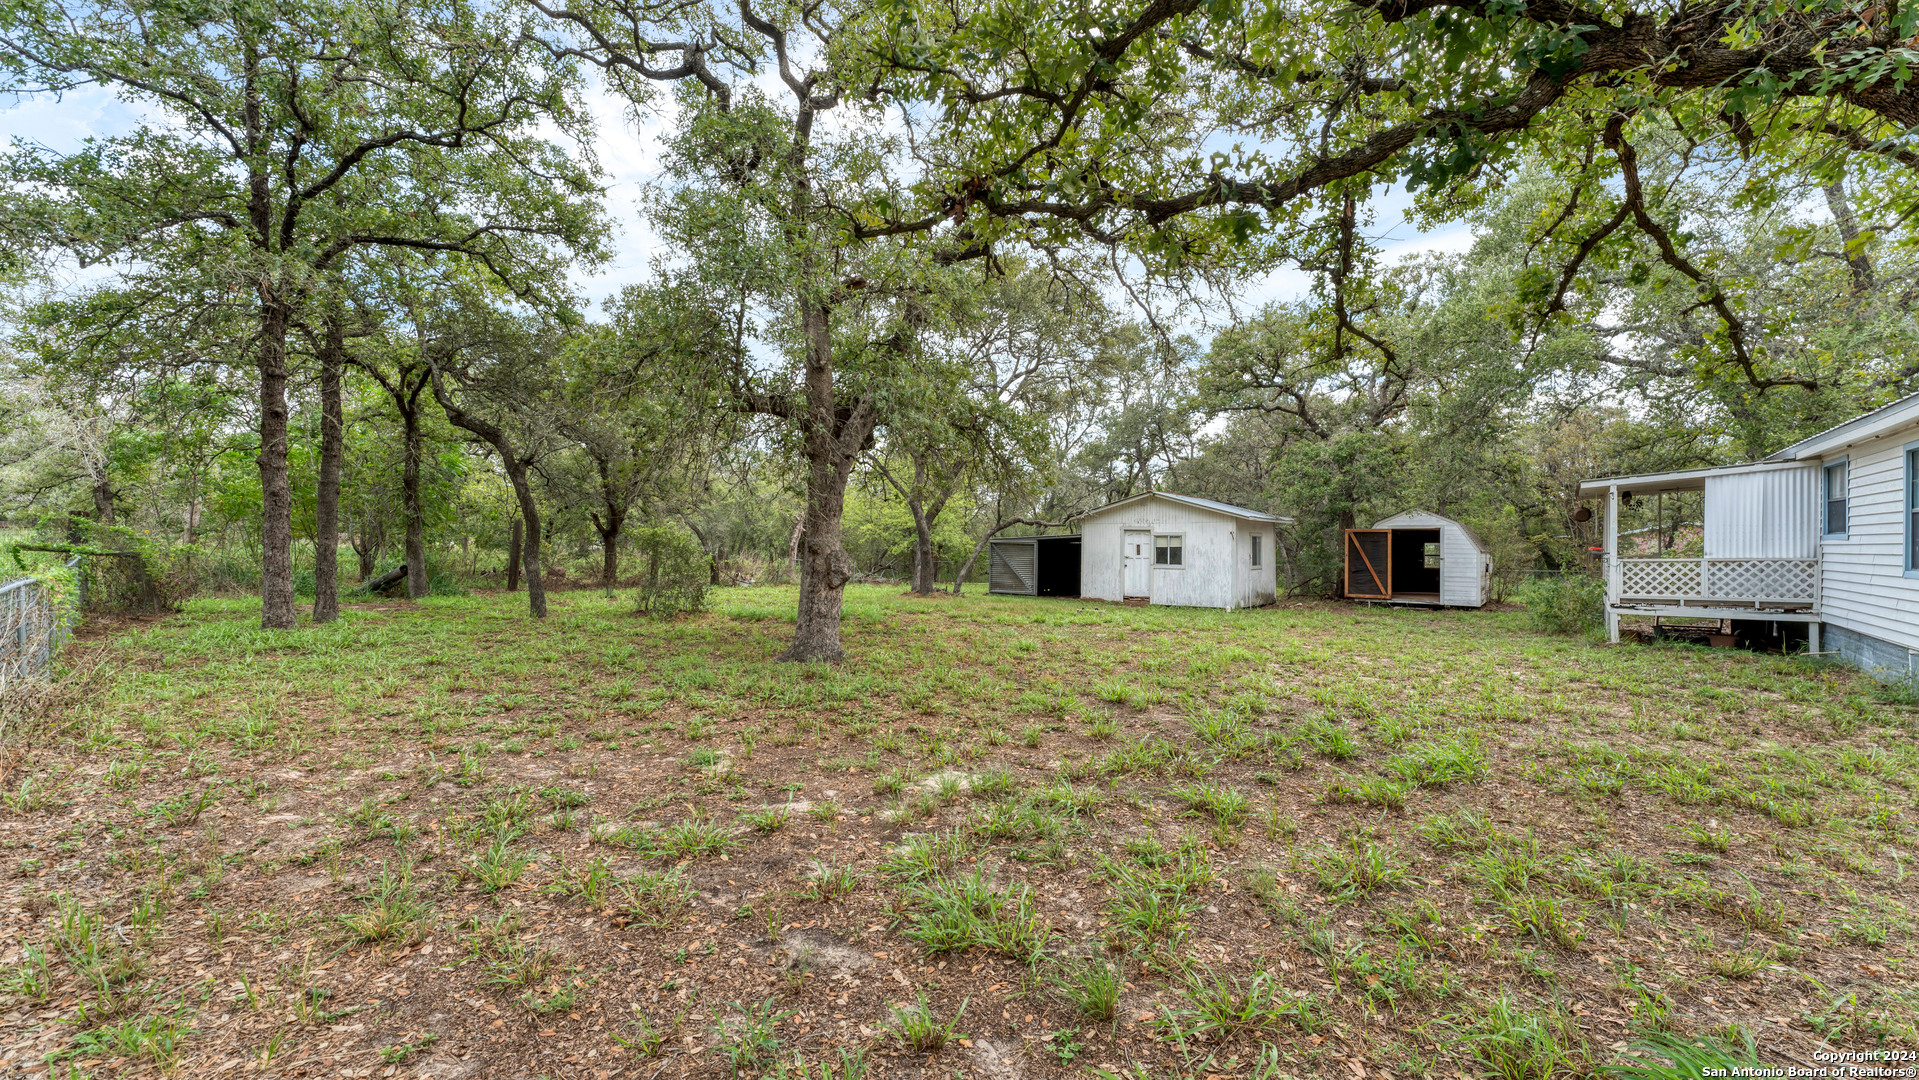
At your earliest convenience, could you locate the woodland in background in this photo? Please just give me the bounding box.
[2,0,1918,655]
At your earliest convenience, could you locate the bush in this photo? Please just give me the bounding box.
[16,516,198,613]
[631,526,709,617]
[1518,573,1605,636]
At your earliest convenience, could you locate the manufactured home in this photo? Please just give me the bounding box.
[1344,510,1492,608]
[1580,390,1919,681]
[987,492,1291,610]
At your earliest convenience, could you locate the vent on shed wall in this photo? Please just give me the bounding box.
[990,541,1037,595]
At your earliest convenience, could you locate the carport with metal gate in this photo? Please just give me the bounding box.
[988,535,1083,596]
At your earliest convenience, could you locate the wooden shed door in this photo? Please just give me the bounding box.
[1345,530,1390,598]
[1123,530,1151,598]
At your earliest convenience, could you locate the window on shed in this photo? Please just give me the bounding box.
[1154,534,1183,566]
[1250,534,1262,568]
[1824,461,1849,536]
[1423,541,1441,569]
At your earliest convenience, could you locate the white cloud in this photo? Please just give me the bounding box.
[0,83,147,151]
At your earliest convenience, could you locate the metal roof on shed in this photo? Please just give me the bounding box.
[1073,491,1292,524]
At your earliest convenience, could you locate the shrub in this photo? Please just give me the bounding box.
[1518,574,1605,636]
[631,525,709,617]
[15,516,197,613]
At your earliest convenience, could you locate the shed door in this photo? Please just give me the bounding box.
[1345,530,1390,598]
[1123,530,1151,598]
[989,540,1037,595]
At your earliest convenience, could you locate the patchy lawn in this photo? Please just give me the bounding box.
[1,586,1915,1079]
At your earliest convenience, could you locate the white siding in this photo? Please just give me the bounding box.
[1372,511,1489,607]
[1080,522,1125,602]
[1077,495,1272,609]
[1146,519,1233,608]
[1440,523,1486,607]
[1704,466,1818,558]
[1818,432,1919,652]
[1234,524,1278,608]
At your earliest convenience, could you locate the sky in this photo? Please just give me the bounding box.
[0,75,1477,319]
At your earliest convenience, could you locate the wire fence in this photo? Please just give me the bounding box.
[0,556,86,684]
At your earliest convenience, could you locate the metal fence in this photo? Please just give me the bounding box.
[0,556,85,682]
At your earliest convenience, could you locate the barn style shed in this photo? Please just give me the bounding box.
[1075,492,1289,609]
[1344,510,1492,608]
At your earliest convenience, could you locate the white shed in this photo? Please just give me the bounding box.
[1345,510,1492,608]
[1075,492,1290,609]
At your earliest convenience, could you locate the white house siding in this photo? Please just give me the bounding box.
[1077,495,1257,609]
[1819,430,1919,660]
[1704,466,1818,558]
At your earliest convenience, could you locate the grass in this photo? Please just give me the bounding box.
[896,867,1052,963]
[1608,1031,1761,1078]
[1454,995,1591,1080]
[337,865,433,946]
[1157,968,1310,1039]
[716,999,795,1076]
[1309,836,1409,899]
[1,585,1913,1077]
[1049,957,1123,1021]
[888,992,966,1052]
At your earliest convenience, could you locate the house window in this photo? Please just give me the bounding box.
[1908,447,1919,571]
[1250,534,1262,569]
[1154,534,1183,566]
[1824,460,1848,537]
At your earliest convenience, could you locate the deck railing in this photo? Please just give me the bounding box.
[1614,557,1818,607]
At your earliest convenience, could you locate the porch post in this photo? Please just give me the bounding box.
[1606,484,1621,643]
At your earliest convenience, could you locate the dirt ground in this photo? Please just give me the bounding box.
[0,586,1914,1079]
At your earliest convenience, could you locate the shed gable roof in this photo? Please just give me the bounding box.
[1372,510,1488,553]
[1075,491,1290,524]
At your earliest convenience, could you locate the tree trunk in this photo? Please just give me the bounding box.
[91,474,115,526]
[688,522,721,585]
[593,501,623,588]
[1824,177,1875,293]
[257,295,298,630]
[507,519,523,592]
[312,312,345,624]
[505,459,547,618]
[402,407,427,600]
[910,498,936,595]
[784,472,855,662]
[428,368,545,618]
[600,526,619,587]
[778,299,867,662]
[786,514,804,580]
[353,525,379,582]
[952,534,988,595]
